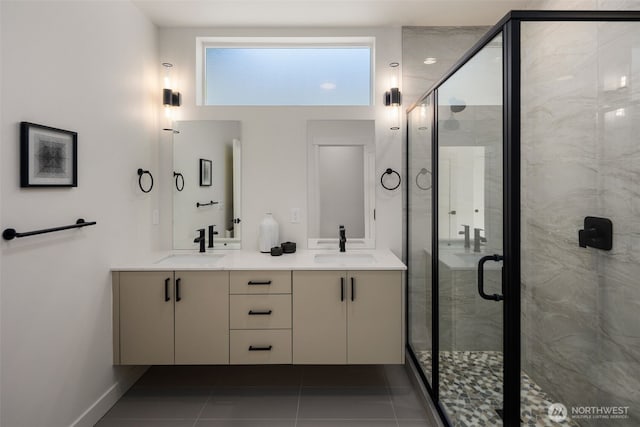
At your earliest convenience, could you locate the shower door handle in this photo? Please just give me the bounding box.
[478,254,504,301]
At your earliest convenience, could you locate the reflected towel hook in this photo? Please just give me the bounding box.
[137,169,154,193]
[173,172,184,192]
[415,168,432,190]
[380,168,401,191]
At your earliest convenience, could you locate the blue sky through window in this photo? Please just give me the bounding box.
[205,47,371,105]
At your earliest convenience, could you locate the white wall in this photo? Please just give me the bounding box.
[0,2,159,426]
[158,27,404,255]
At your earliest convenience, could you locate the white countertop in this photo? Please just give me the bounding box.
[111,248,406,271]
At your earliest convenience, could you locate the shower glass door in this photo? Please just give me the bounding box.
[437,33,504,425]
[407,95,434,386]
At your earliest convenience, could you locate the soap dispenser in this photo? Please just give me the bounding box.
[258,212,279,253]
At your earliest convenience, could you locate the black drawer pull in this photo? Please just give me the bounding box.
[164,278,170,302]
[341,277,345,301]
[175,278,182,302]
[248,345,272,351]
[248,280,272,285]
[248,310,273,315]
[351,277,355,301]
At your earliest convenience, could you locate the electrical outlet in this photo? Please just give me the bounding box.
[290,208,300,223]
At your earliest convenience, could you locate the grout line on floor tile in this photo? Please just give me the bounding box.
[294,371,303,427]
[192,386,213,426]
[383,366,402,427]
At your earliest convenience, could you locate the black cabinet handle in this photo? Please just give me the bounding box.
[340,277,345,301]
[248,310,272,315]
[248,345,272,351]
[351,277,355,301]
[176,278,181,302]
[164,278,170,302]
[248,280,272,285]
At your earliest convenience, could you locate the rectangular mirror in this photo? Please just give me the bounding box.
[172,120,242,249]
[307,120,375,249]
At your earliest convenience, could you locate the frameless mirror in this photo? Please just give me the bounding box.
[172,120,242,250]
[307,120,375,249]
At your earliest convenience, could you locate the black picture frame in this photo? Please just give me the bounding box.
[20,122,78,187]
[199,158,212,186]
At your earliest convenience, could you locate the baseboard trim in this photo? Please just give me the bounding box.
[69,365,148,427]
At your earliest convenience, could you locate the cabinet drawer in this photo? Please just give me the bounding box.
[230,330,292,364]
[230,270,291,294]
[230,295,292,330]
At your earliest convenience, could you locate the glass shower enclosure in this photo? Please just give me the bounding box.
[406,11,640,427]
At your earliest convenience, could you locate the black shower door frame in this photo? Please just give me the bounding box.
[405,10,640,427]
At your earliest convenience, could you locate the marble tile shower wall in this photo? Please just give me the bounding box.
[521,21,640,426]
[527,0,640,11]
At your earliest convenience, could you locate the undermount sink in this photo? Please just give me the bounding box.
[154,253,225,266]
[314,253,376,265]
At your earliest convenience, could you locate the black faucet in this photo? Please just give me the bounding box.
[339,225,346,252]
[459,224,471,249]
[208,225,218,248]
[194,228,205,253]
[473,228,486,253]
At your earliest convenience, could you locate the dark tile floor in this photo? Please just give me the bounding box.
[96,365,434,427]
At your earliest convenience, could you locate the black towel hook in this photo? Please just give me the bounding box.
[380,168,401,191]
[173,172,184,191]
[137,168,154,193]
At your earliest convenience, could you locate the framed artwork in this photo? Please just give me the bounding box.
[20,122,77,187]
[200,158,212,186]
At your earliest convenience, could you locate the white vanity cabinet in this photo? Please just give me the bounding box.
[292,270,403,364]
[113,271,229,365]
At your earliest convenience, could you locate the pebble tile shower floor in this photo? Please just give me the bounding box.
[96,365,434,427]
[417,351,579,427]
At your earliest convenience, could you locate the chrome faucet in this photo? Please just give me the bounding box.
[194,228,206,253]
[473,228,486,253]
[208,225,218,248]
[339,225,346,252]
[459,224,471,249]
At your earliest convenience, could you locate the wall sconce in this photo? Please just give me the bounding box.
[162,62,181,133]
[384,62,401,130]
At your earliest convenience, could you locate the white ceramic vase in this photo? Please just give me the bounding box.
[258,213,279,253]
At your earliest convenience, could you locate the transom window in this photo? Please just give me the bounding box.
[197,37,374,106]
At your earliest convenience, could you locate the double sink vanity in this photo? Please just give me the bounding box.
[111,249,406,366]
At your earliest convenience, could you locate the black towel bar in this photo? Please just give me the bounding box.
[196,200,218,208]
[2,218,97,241]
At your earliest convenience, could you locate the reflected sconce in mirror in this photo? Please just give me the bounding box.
[162,62,181,133]
[384,62,402,130]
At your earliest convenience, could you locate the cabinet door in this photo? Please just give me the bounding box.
[120,271,174,365]
[347,270,402,364]
[174,271,229,364]
[293,271,347,364]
